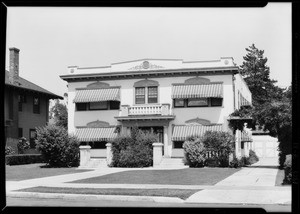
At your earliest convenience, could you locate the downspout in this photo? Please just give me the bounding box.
[232,74,236,111]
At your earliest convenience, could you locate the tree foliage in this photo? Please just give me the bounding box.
[50,100,68,129]
[233,44,292,167]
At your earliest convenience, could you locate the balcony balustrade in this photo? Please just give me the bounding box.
[120,103,171,116]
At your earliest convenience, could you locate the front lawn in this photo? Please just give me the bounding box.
[17,186,201,200]
[70,168,240,185]
[6,163,92,181]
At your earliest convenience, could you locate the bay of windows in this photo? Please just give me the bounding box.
[76,101,120,111]
[174,98,222,108]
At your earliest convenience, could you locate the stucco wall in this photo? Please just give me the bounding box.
[67,74,235,133]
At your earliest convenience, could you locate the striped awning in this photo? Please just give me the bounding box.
[73,88,120,103]
[172,124,223,141]
[172,83,223,99]
[241,131,253,142]
[75,127,118,142]
[240,94,251,106]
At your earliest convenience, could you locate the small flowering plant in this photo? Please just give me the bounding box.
[18,137,30,154]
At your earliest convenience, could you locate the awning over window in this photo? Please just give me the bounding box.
[75,127,117,142]
[240,94,251,106]
[73,88,120,103]
[172,83,223,99]
[241,131,252,142]
[172,124,223,141]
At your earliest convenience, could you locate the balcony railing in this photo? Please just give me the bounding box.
[120,104,171,116]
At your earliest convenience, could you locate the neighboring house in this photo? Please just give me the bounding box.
[5,47,63,151]
[60,58,252,159]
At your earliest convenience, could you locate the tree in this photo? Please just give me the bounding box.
[240,44,284,108]
[50,99,68,129]
[258,86,292,168]
[230,44,292,167]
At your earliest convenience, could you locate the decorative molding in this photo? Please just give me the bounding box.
[185,117,211,125]
[86,81,110,89]
[184,77,210,85]
[133,79,159,87]
[129,61,164,70]
[86,120,110,128]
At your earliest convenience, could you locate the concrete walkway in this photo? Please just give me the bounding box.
[6,158,291,206]
[185,158,291,205]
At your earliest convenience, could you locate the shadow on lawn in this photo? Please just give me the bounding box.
[246,165,279,169]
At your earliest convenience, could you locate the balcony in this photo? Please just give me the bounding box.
[119,104,172,116]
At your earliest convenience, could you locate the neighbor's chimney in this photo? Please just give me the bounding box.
[9,47,20,83]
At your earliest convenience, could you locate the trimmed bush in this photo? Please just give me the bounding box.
[183,131,235,168]
[111,127,157,167]
[183,137,207,167]
[17,137,30,154]
[247,149,259,165]
[6,154,45,165]
[5,146,15,155]
[283,154,292,184]
[35,124,80,167]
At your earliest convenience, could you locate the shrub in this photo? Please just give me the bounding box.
[183,137,207,167]
[35,124,80,167]
[183,131,235,168]
[5,146,15,155]
[17,137,30,154]
[283,154,292,184]
[247,149,259,165]
[6,154,45,165]
[229,157,247,168]
[111,127,157,167]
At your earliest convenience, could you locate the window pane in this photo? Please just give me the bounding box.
[76,103,87,111]
[148,87,158,103]
[33,97,40,114]
[211,98,223,106]
[174,141,184,148]
[187,98,208,107]
[135,87,145,104]
[110,101,120,110]
[89,102,108,110]
[29,129,37,148]
[174,99,184,107]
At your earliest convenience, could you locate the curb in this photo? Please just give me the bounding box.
[7,191,185,203]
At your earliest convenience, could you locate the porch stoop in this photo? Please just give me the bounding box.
[156,157,189,168]
[78,158,109,169]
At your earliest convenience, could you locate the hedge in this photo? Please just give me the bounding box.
[6,154,45,165]
[283,154,292,184]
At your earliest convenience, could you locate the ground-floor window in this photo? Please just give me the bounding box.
[29,129,37,148]
[173,141,184,149]
[80,141,107,149]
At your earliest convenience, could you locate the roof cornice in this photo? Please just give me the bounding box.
[60,66,238,82]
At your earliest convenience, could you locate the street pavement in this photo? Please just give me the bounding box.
[5,157,291,209]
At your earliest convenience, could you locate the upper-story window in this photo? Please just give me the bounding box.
[173,98,222,108]
[33,96,40,114]
[76,101,120,111]
[133,79,159,105]
[135,86,158,104]
[18,94,26,112]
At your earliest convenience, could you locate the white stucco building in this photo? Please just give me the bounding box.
[60,58,252,160]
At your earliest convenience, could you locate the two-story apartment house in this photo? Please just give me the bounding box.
[60,58,252,159]
[5,47,63,151]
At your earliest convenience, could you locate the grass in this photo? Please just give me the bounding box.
[275,169,285,186]
[70,167,240,185]
[17,186,201,200]
[6,163,92,181]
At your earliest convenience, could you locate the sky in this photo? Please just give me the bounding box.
[5,3,292,97]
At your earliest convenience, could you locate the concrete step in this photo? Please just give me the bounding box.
[79,158,109,169]
[157,158,188,168]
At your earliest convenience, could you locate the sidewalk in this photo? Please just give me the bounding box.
[185,158,291,205]
[6,158,291,206]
